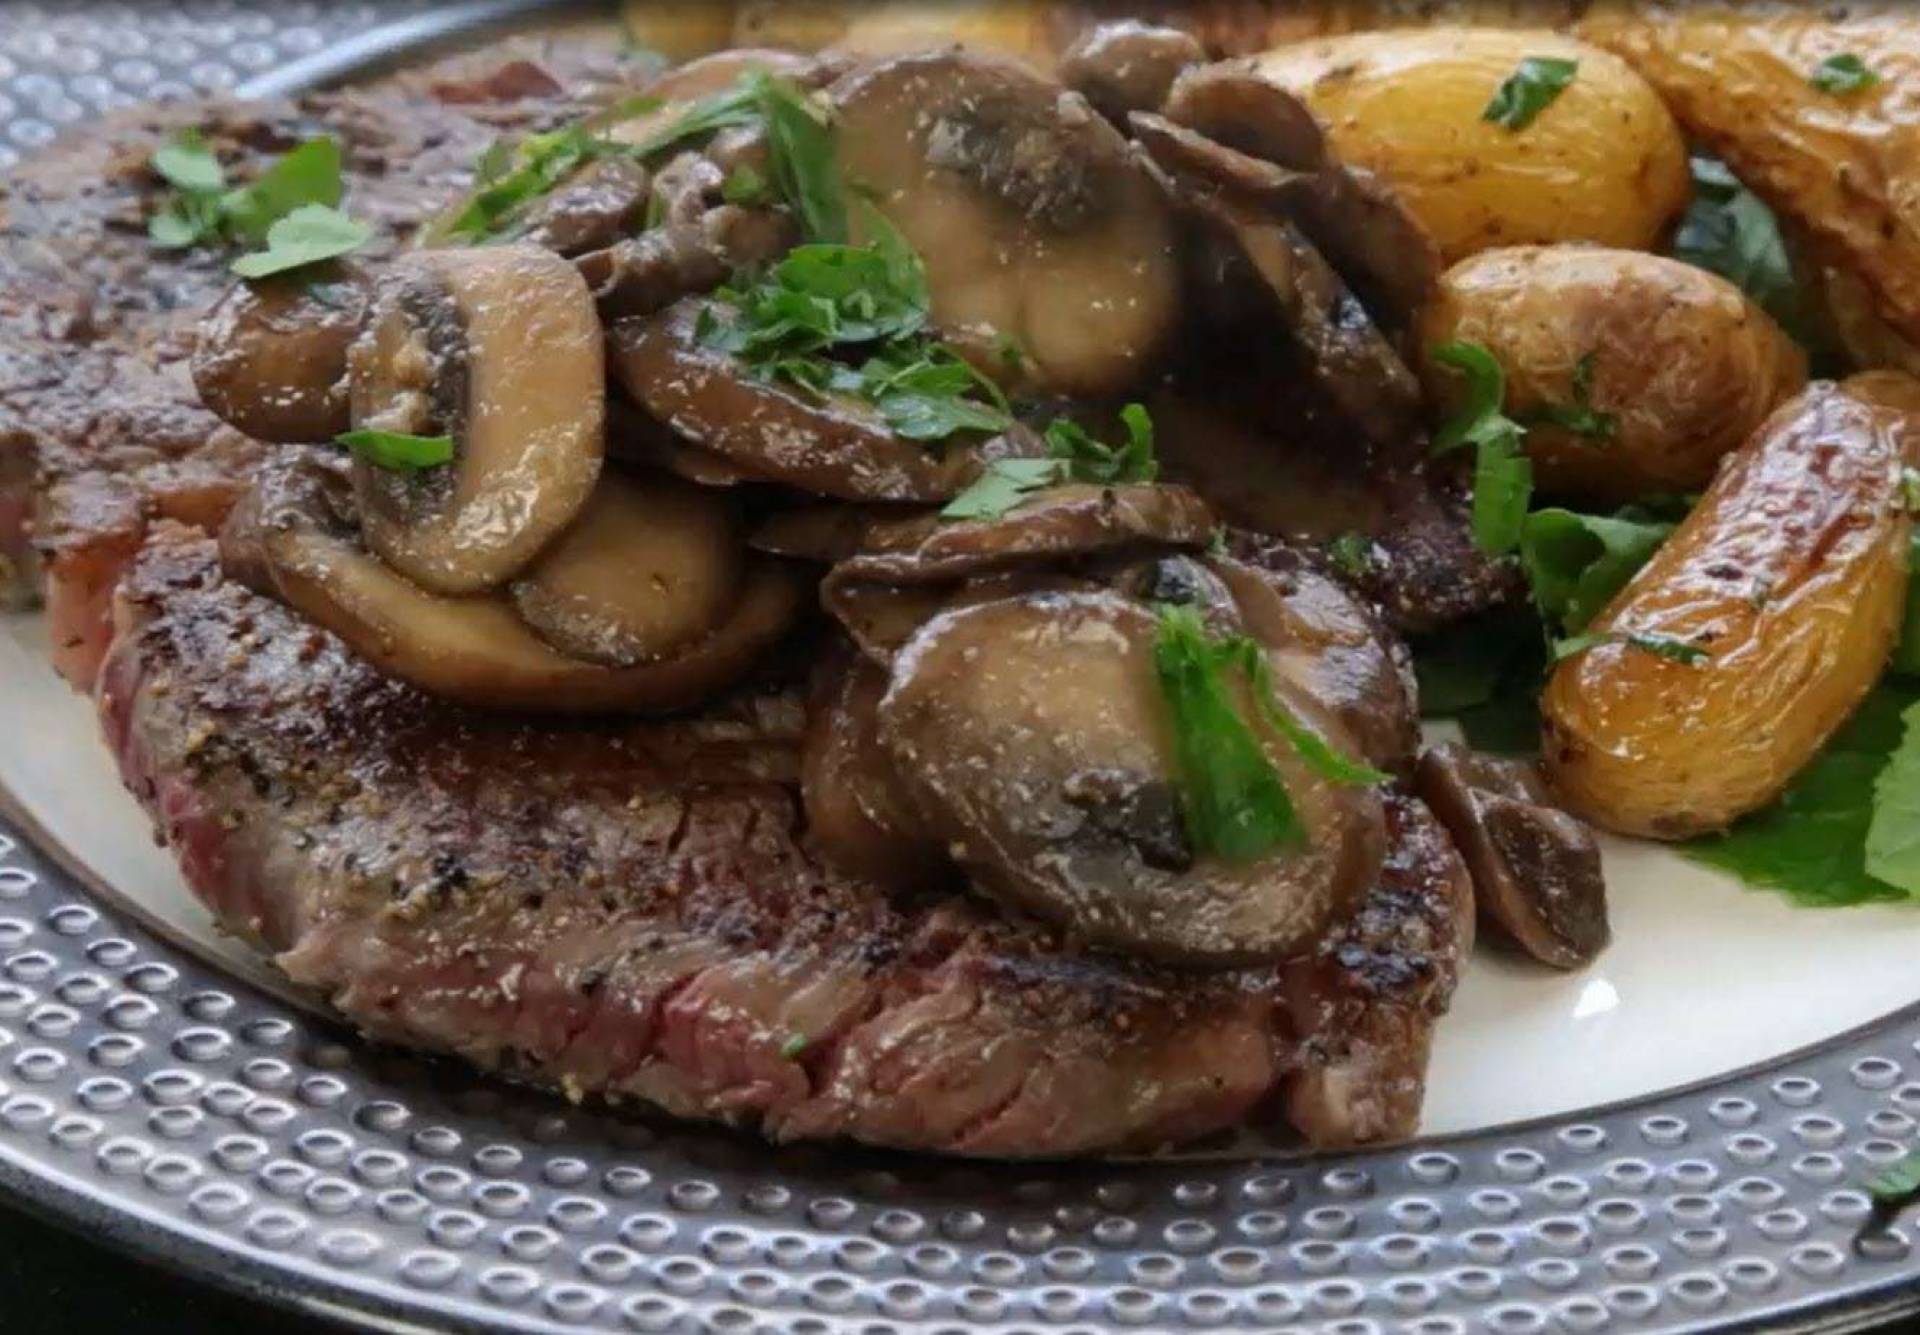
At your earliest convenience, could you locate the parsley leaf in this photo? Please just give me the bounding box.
[750,69,847,244]
[1529,352,1616,440]
[444,122,609,242]
[1153,605,1305,862]
[1894,532,1920,677]
[219,136,346,244]
[1673,155,1803,336]
[1482,56,1579,131]
[335,429,455,471]
[152,132,226,195]
[1865,697,1920,895]
[148,132,361,263]
[1553,630,1709,666]
[1328,531,1373,578]
[1686,683,1920,906]
[940,458,1069,520]
[1411,610,1548,754]
[1811,53,1880,95]
[231,204,372,279]
[1520,506,1673,635]
[1044,403,1158,484]
[1432,340,1534,556]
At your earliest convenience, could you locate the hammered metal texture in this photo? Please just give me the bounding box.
[6,3,1920,1331]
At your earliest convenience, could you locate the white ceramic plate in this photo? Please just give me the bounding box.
[9,603,1919,1138]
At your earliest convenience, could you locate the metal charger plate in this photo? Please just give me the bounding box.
[5,3,1920,1331]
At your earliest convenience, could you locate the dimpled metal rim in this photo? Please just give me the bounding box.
[6,2,1920,1331]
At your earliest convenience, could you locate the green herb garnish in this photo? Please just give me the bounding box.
[1673,155,1803,337]
[1328,532,1373,579]
[1553,630,1708,666]
[942,405,1158,521]
[231,204,373,279]
[1811,53,1881,96]
[1482,56,1579,130]
[148,132,359,265]
[751,69,847,243]
[1529,352,1616,440]
[335,429,456,472]
[1865,697,1920,895]
[1520,506,1674,635]
[779,1034,809,1059]
[1432,340,1533,555]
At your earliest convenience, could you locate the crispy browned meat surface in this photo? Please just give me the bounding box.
[98,532,1468,1154]
[0,38,649,680]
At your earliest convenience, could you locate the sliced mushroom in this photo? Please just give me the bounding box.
[510,471,744,667]
[822,482,1218,659]
[801,641,947,888]
[879,589,1386,966]
[749,504,888,564]
[243,452,801,715]
[607,397,754,487]
[192,263,371,444]
[347,244,604,595]
[1057,20,1205,127]
[1415,742,1609,970]
[830,49,1181,398]
[1208,552,1419,775]
[1135,116,1421,448]
[1161,63,1441,333]
[518,155,653,258]
[611,299,1035,501]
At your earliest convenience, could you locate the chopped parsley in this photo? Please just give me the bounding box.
[942,405,1158,521]
[1552,630,1709,666]
[1528,352,1616,440]
[335,429,456,472]
[778,1034,809,1059]
[1431,340,1533,555]
[148,133,366,274]
[1328,531,1374,578]
[1811,52,1880,96]
[1520,506,1674,636]
[1673,155,1805,340]
[1153,605,1386,863]
[1482,56,1578,131]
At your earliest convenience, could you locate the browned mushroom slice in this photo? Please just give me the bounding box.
[191,263,371,444]
[1207,553,1419,775]
[245,453,801,715]
[1057,20,1205,127]
[611,300,1020,501]
[822,483,1218,659]
[879,589,1386,966]
[801,642,947,887]
[749,504,887,563]
[347,245,604,595]
[1415,742,1609,970]
[1161,63,1441,332]
[606,399,755,487]
[830,49,1181,398]
[510,471,745,667]
[1136,118,1421,447]
[518,156,653,258]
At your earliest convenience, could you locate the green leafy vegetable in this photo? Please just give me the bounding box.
[1528,352,1616,440]
[1328,532,1373,578]
[1865,697,1920,895]
[1411,611,1548,755]
[1520,506,1673,635]
[750,69,847,244]
[1811,52,1881,95]
[1153,605,1305,861]
[1895,533,1920,677]
[1673,155,1804,338]
[1224,636,1391,787]
[1685,682,1920,906]
[443,122,612,243]
[1553,630,1709,665]
[1482,56,1579,130]
[1869,1147,1920,1203]
[230,204,372,279]
[1431,340,1534,556]
[722,162,771,205]
[940,458,1068,521]
[779,1034,809,1059]
[148,132,355,258]
[335,428,456,472]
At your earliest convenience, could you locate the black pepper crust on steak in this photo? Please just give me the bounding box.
[98,531,1470,1155]
[0,37,654,673]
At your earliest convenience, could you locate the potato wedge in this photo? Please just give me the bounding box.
[1541,373,1920,839]
[1420,245,1808,504]
[1581,11,1920,352]
[1249,29,1689,263]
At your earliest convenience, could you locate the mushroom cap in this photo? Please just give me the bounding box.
[242,452,800,715]
[830,49,1181,398]
[610,299,1024,501]
[510,470,746,667]
[192,264,370,444]
[1416,742,1609,969]
[349,244,606,595]
[1057,20,1206,127]
[879,589,1386,966]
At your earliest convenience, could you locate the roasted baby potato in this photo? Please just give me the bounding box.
[1542,373,1920,839]
[1249,29,1690,263]
[1420,245,1809,504]
[729,0,1060,65]
[1581,11,1920,354]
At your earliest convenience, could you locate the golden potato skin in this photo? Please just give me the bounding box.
[1581,12,1920,353]
[1542,373,1920,840]
[1420,245,1808,504]
[1249,29,1690,263]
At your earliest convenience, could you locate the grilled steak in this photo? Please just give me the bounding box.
[98,531,1469,1155]
[0,38,650,679]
